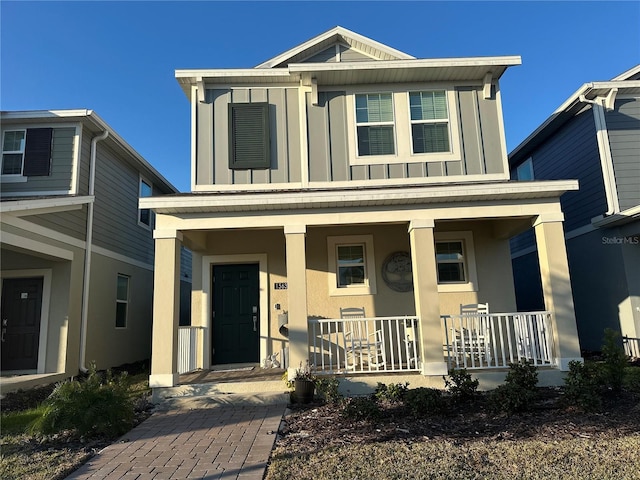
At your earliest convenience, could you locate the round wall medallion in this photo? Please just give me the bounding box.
[381,251,413,292]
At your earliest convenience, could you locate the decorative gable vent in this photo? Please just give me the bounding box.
[228,103,271,169]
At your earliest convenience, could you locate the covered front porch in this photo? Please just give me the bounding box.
[144,182,583,392]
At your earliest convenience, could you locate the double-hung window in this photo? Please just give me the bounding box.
[337,244,366,287]
[355,93,395,156]
[2,130,26,175]
[435,241,466,283]
[434,232,478,292]
[409,91,451,154]
[327,235,377,296]
[1,128,52,178]
[139,177,153,228]
[115,274,129,328]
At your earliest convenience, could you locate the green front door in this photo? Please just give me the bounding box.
[212,264,260,365]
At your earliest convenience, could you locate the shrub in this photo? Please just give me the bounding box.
[341,395,381,421]
[375,382,409,403]
[30,363,135,438]
[443,368,479,404]
[315,376,342,404]
[623,366,640,397]
[405,387,446,417]
[562,360,602,411]
[489,360,538,414]
[601,328,628,392]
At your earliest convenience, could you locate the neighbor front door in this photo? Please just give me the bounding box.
[1,277,44,371]
[212,264,260,364]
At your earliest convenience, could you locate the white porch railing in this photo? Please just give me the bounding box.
[308,316,421,374]
[178,326,205,374]
[623,336,640,358]
[443,311,555,370]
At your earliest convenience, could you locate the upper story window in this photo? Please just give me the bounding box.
[115,274,129,328]
[1,128,52,181]
[516,158,534,180]
[228,103,271,169]
[347,87,461,166]
[138,177,153,228]
[409,91,451,154]
[355,93,395,156]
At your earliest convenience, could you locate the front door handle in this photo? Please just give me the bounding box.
[1,328,6,343]
[252,315,257,332]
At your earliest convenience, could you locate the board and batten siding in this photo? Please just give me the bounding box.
[91,143,155,266]
[306,86,505,183]
[1,127,77,195]
[607,96,640,211]
[196,87,302,186]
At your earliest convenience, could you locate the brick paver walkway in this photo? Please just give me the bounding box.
[65,404,285,480]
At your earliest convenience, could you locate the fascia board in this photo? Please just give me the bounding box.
[175,69,292,79]
[140,180,578,212]
[0,195,94,214]
[611,64,640,81]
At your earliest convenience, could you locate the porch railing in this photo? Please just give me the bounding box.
[178,326,205,374]
[623,336,640,358]
[308,316,421,374]
[443,311,555,370]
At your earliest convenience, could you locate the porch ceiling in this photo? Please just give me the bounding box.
[141,180,578,215]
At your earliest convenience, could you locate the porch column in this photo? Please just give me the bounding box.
[409,219,448,376]
[533,214,582,370]
[149,230,182,387]
[284,225,308,378]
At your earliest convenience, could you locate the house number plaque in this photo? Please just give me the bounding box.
[274,282,288,290]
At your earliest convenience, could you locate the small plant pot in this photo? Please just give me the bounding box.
[294,379,315,403]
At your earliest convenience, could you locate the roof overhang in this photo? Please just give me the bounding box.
[140,180,578,215]
[176,56,522,100]
[0,195,94,217]
[509,79,640,163]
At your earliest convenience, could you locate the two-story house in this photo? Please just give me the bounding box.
[510,66,640,353]
[0,109,179,391]
[143,27,583,392]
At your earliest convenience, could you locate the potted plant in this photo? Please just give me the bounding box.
[293,361,316,404]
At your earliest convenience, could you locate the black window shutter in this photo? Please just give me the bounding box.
[23,128,53,176]
[228,103,270,169]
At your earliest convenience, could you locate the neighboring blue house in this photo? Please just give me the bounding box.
[509,65,640,351]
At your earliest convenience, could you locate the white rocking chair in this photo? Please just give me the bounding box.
[341,307,385,371]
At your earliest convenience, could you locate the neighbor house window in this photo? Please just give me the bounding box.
[355,93,395,156]
[436,241,466,283]
[116,274,129,328]
[138,177,153,227]
[228,102,271,169]
[516,158,534,180]
[409,91,451,154]
[327,235,377,296]
[1,128,52,178]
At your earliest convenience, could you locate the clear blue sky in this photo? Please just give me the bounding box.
[2,1,639,192]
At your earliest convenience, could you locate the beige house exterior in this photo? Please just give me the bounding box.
[0,110,178,392]
[143,27,583,391]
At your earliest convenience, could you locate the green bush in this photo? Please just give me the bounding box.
[315,376,342,404]
[443,368,479,404]
[601,329,628,392]
[489,360,539,414]
[374,382,409,403]
[405,387,446,417]
[623,366,640,397]
[341,395,381,421]
[30,363,134,438]
[562,360,603,411]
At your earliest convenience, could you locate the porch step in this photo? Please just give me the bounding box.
[153,391,290,410]
[152,379,289,406]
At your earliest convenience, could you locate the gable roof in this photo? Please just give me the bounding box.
[255,26,415,69]
[509,65,640,164]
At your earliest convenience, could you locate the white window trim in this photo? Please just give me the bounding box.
[327,235,377,296]
[516,157,535,180]
[346,86,461,166]
[1,129,27,181]
[407,90,457,158]
[138,175,153,230]
[434,231,478,293]
[116,274,130,329]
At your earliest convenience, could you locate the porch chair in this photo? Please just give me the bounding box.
[451,303,492,366]
[341,307,386,371]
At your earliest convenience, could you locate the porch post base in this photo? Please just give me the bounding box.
[149,373,179,388]
[556,357,584,371]
[421,361,449,376]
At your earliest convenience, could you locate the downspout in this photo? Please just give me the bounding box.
[579,93,620,216]
[79,130,109,372]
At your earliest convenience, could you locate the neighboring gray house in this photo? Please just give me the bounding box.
[509,66,640,351]
[0,110,180,390]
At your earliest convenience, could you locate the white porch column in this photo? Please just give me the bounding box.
[409,219,448,376]
[149,230,183,387]
[533,214,582,370]
[284,225,308,377]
